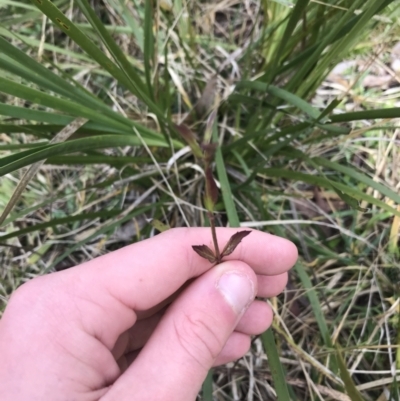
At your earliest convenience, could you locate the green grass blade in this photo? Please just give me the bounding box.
[74,0,163,118]
[261,330,291,401]
[330,108,400,122]
[0,124,53,136]
[278,0,310,55]
[0,76,130,131]
[113,0,144,52]
[201,370,214,401]
[0,145,50,167]
[0,0,37,11]
[284,0,364,93]
[46,155,150,166]
[0,25,95,62]
[46,203,157,272]
[0,135,169,177]
[264,0,310,83]
[75,0,146,93]
[29,0,146,99]
[0,103,72,124]
[278,146,400,211]
[0,36,150,127]
[0,210,122,241]
[294,263,341,380]
[313,157,400,205]
[237,81,324,121]
[274,0,391,79]
[261,168,400,218]
[0,110,170,147]
[0,36,103,107]
[143,0,155,99]
[299,0,395,96]
[212,118,291,400]
[294,263,331,347]
[335,346,365,401]
[1,172,128,227]
[0,77,168,144]
[214,131,239,227]
[0,142,47,151]
[224,122,308,154]
[0,117,87,226]
[0,103,132,135]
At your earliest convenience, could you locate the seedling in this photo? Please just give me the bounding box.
[192,229,251,265]
[175,121,251,265]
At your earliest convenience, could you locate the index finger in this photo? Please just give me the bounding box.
[74,227,297,311]
[34,228,297,351]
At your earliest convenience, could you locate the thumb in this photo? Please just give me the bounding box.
[104,261,257,401]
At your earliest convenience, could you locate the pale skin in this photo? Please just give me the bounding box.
[0,228,297,401]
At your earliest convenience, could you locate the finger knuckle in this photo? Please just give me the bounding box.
[173,309,223,370]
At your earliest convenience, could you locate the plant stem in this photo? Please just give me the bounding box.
[208,211,221,263]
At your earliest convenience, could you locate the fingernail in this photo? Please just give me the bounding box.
[217,272,255,314]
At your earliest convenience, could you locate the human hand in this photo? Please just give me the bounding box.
[0,228,297,401]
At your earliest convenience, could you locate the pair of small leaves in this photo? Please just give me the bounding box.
[192,230,251,264]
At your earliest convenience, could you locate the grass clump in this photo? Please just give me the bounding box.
[0,0,399,399]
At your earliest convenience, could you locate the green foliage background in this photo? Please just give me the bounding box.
[0,0,399,399]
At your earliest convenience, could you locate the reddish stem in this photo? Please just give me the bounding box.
[208,211,221,263]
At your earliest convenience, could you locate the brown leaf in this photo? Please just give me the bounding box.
[195,74,218,117]
[174,123,203,158]
[174,123,197,142]
[221,230,251,258]
[192,245,217,263]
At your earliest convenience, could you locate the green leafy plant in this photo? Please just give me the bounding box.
[1,0,399,400]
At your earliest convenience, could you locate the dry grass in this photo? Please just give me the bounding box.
[0,1,399,400]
